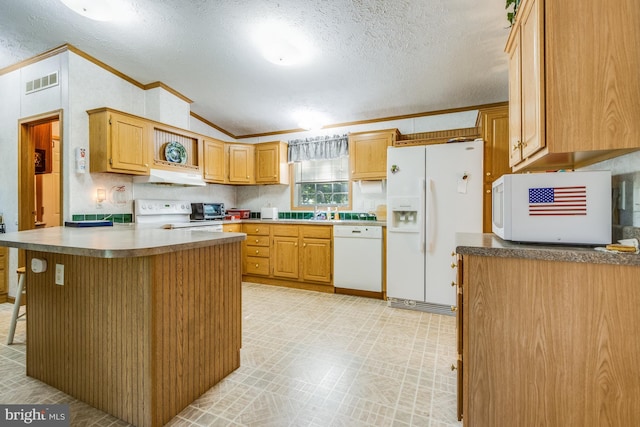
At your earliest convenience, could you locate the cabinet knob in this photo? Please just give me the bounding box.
[451,281,456,287]
[451,262,457,269]
[255,228,259,232]
[451,251,456,257]
[486,172,491,176]
[255,239,259,243]
[255,250,259,254]
[512,141,521,151]
[486,189,491,193]
[451,306,457,312]
[451,364,457,371]
[255,263,259,268]
[144,163,149,167]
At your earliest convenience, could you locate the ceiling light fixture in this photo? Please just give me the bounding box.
[253,23,312,66]
[295,110,328,131]
[59,0,127,21]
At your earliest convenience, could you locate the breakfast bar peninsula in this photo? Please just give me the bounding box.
[0,225,245,427]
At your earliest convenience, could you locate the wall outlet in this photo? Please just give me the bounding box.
[55,264,64,286]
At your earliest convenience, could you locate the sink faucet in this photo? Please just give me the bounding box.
[313,191,328,220]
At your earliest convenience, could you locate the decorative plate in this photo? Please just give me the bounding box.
[165,141,187,164]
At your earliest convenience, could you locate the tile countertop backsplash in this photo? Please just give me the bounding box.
[70,211,377,224]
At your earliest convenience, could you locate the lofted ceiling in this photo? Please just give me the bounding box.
[0,0,510,137]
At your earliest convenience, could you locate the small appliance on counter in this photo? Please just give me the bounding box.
[190,202,225,220]
[260,207,278,219]
[226,208,251,220]
[492,170,611,245]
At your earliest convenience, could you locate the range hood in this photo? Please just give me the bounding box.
[132,169,206,186]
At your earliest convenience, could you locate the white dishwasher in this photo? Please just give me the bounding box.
[333,225,382,292]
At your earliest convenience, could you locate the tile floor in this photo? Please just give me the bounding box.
[0,282,461,426]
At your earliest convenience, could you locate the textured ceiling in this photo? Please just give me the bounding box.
[0,0,510,137]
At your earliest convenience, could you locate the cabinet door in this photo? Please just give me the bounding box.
[272,236,299,279]
[203,139,226,183]
[255,142,288,184]
[228,144,255,184]
[349,131,395,180]
[519,0,545,159]
[0,247,7,302]
[507,25,523,167]
[479,106,510,232]
[300,238,331,283]
[255,143,278,183]
[109,112,150,174]
[456,254,464,422]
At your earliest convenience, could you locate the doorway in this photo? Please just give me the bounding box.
[17,111,63,267]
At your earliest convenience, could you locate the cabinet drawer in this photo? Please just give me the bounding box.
[244,257,270,276]
[300,225,332,239]
[246,235,270,246]
[244,244,270,258]
[242,224,270,235]
[223,223,242,233]
[272,224,299,237]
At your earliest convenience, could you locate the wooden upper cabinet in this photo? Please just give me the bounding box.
[255,141,289,184]
[477,105,510,232]
[228,144,255,184]
[519,0,544,160]
[88,108,150,175]
[507,25,523,167]
[349,129,398,180]
[506,0,640,171]
[202,138,226,183]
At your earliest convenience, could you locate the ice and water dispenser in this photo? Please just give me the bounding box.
[389,197,420,232]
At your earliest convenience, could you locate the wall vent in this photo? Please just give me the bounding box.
[25,71,59,95]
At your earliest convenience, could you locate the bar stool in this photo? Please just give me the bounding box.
[6,267,26,345]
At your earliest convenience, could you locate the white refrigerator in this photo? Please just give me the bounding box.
[386,140,483,314]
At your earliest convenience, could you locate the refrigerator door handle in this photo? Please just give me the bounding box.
[420,178,426,253]
[425,177,434,251]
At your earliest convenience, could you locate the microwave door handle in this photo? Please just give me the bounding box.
[420,178,426,253]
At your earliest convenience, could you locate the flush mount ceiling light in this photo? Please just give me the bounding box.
[253,23,312,66]
[59,0,128,21]
[295,110,329,131]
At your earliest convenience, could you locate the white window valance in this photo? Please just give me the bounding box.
[288,134,348,163]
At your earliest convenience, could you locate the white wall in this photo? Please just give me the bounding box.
[581,150,640,226]
[236,110,479,212]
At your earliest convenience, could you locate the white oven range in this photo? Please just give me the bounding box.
[134,199,223,232]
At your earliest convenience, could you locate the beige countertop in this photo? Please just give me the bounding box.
[0,224,246,258]
[456,232,640,266]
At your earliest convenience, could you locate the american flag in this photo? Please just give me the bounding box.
[528,186,587,216]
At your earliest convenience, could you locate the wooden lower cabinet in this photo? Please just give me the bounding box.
[242,224,270,276]
[0,247,7,303]
[222,223,241,233]
[272,236,299,278]
[459,254,640,426]
[242,223,333,292]
[300,238,331,283]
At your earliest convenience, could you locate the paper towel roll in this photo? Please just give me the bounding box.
[358,180,384,194]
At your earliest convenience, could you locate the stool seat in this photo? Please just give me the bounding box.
[7,267,26,345]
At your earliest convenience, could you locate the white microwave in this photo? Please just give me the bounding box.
[492,171,611,245]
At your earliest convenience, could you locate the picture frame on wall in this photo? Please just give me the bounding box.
[35,148,46,174]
